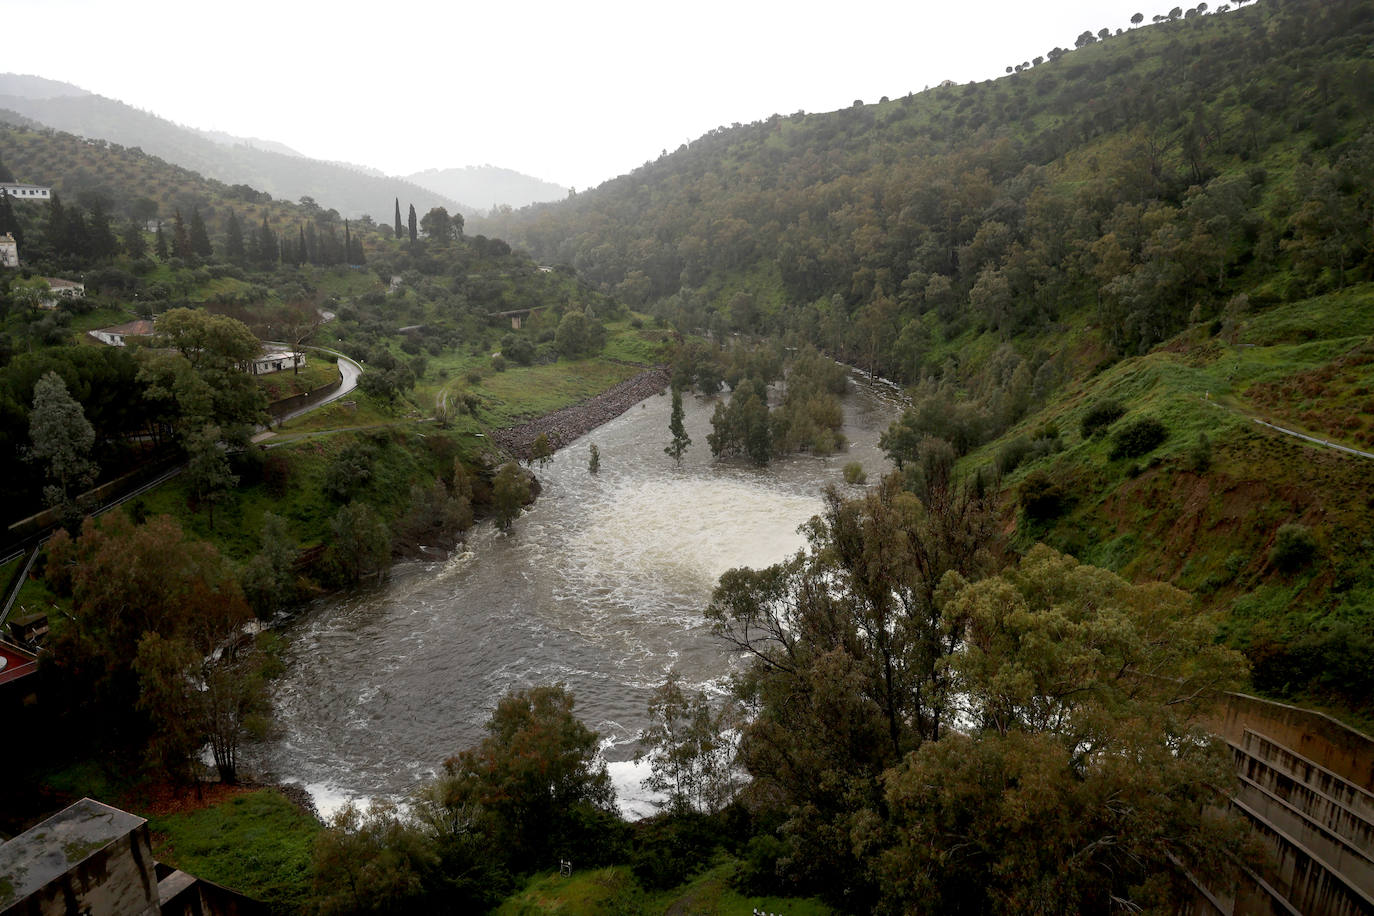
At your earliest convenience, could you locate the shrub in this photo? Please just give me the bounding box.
[1190,432,1212,471]
[843,462,867,485]
[1109,417,1168,459]
[1019,469,1066,521]
[996,437,1032,475]
[490,353,507,372]
[1270,523,1318,572]
[1080,400,1125,438]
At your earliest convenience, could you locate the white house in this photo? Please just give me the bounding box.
[89,318,155,347]
[0,232,16,267]
[0,183,52,202]
[250,347,307,375]
[42,277,84,307]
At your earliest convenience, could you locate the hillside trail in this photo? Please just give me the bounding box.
[1202,394,1374,460]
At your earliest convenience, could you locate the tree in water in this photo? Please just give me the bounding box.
[665,385,691,465]
[636,670,741,815]
[492,462,530,531]
[428,685,618,872]
[531,432,553,469]
[588,442,600,474]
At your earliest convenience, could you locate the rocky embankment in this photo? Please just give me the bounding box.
[491,368,670,459]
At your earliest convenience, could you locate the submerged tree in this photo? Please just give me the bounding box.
[665,385,691,465]
[636,670,741,815]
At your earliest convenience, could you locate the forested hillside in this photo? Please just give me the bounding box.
[485,0,1374,718]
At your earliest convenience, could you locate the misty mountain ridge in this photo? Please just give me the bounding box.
[0,74,466,220]
[405,165,569,212]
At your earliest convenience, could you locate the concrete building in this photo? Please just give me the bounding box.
[0,798,160,915]
[0,233,17,268]
[0,184,51,202]
[0,798,267,916]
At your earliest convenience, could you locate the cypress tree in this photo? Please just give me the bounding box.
[189,207,213,258]
[172,209,192,259]
[407,204,417,244]
[46,193,68,257]
[0,190,22,249]
[225,212,246,263]
[299,226,308,266]
[344,220,352,264]
[258,215,277,267]
[155,220,168,259]
[121,219,147,259]
[87,201,118,260]
[394,198,402,239]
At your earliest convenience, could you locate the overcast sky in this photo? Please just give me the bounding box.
[10,0,1177,191]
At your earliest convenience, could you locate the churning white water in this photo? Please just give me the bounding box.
[249,374,903,816]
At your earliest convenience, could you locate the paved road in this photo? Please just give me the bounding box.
[252,348,363,443]
[1204,398,1374,460]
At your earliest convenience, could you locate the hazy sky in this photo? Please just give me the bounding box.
[11,0,1174,190]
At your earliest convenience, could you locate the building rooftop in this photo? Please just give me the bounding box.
[0,798,146,909]
[0,640,38,686]
[94,319,155,337]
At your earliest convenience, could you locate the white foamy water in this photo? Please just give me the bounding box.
[247,374,901,817]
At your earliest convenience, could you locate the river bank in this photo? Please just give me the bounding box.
[489,367,670,459]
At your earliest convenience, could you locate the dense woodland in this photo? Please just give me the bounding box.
[1,0,1372,912]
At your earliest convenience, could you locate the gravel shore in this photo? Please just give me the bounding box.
[490,368,670,460]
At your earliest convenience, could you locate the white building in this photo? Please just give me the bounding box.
[0,232,16,267]
[0,183,52,202]
[250,347,307,374]
[42,277,84,307]
[89,318,155,347]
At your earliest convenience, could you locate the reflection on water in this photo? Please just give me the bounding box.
[250,375,903,814]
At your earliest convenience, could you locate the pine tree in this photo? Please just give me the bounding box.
[394,198,403,239]
[189,207,213,258]
[665,386,692,464]
[155,220,168,259]
[407,204,417,244]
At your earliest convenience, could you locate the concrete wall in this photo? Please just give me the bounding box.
[267,371,343,420]
[1212,693,1374,793]
[1207,693,1374,916]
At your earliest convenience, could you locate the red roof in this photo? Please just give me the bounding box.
[0,641,38,686]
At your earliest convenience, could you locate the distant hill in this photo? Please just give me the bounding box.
[0,74,467,221]
[405,165,568,212]
[0,74,90,100]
